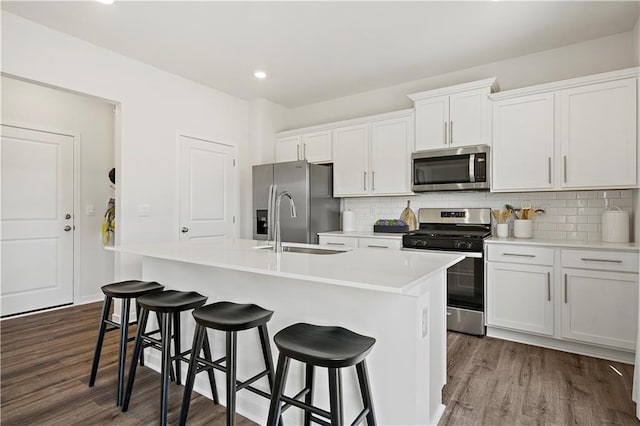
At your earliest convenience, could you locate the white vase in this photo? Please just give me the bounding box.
[513,219,533,239]
[496,223,509,238]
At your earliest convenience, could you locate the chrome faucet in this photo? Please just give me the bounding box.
[267,185,297,253]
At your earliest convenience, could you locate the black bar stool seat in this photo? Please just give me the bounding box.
[180,301,278,426]
[123,290,214,426]
[267,323,377,426]
[89,280,164,407]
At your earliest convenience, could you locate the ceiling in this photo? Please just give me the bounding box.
[2,1,639,108]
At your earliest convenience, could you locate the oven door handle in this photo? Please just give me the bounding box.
[469,153,476,183]
[401,247,483,258]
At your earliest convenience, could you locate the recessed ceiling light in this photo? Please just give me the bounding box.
[96,0,114,4]
[254,71,267,79]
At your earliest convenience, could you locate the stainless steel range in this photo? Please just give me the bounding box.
[402,208,491,336]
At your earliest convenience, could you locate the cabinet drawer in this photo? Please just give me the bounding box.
[318,236,358,249]
[359,238,401,250]
[561,249,639,273]
[487,244,554,266]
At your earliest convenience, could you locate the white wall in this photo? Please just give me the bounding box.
[1,76,115,302]
[1,11,249,279]
[284,29,639,129]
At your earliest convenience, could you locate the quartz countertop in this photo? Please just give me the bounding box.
[317,230,405,240]
[107,238,462,295]
[485,237,639,252]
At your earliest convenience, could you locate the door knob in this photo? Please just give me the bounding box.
[64,225,72,231]
[65,213,72,220]
[181,227,189,233]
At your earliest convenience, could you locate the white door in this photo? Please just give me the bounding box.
[332,124,370,196]
[275,135,301,163]
[449,88,490,147]
[178,135,235,241]
[301,130,332,163]
[414,95,449,151]
[370,116,413,195]
[1,125,74,316]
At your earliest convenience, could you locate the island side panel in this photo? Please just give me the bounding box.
[141,256,446,425]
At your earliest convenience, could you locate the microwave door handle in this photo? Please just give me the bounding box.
[468,154,476,183]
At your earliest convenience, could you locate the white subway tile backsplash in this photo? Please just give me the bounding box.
[341,189,633,242]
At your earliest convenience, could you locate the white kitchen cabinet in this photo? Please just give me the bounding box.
[318,235,358,248]
[561,268,638,350]
[275,130,332,164]
[559,78,637,189]
[318,234,402,250]
[487,262,554,336]
[333,112,414,197]
[359,238,402,250]
[491,93,554,191]
[409,78,497,151]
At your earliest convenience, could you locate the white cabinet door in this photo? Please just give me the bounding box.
[561,268,638,350]
[414,95,449,151]
[560,78,637,188]
[492,93,554,191]
[275,135,301,163]
[370,116,413,195]
[333,124,370,196]
[486,262,554,336]
[318,235,359,248]
[359,237,402,250]
[449,88,490,148]
[302,130,332,163]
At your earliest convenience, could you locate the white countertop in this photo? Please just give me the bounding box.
[107,238,463,295]
[485,237,640,252]
[318,230,405,240]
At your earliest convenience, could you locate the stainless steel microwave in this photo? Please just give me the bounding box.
[412,145,490,192]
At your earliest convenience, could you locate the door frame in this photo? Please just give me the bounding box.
[175,131,239,239]
[1,120,82,308]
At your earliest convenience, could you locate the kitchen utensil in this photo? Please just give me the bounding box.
[400,201,417,231]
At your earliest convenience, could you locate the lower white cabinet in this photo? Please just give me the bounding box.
[318,235,401,250]
[486,262,553,336]
[561,268,638,350]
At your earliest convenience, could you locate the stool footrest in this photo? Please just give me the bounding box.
[280,391,330,419]
[236,370,268,391]
[350,408,370,426]
[309,415,331,426]
[280,388,310,413]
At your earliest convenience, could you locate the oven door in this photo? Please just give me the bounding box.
[447,256,484,311]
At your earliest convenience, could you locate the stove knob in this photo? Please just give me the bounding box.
[418,240,428,247]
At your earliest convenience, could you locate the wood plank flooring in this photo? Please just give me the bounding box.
[1,302,638,425]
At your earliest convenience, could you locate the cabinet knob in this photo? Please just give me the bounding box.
[181,227,189,233]
[64,225,72,232]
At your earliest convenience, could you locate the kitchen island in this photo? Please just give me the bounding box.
[108,239,463,425]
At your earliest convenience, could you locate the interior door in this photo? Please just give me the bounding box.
[178,135,235,241]
[1,125,74,316]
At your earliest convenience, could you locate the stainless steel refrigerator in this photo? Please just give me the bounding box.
[252,161,340,244]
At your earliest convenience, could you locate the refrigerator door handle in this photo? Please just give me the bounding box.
[267,184,277,241]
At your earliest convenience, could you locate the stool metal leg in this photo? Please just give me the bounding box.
[356,360,376,426]
[266,354,290,426]
[122,307,149,412]
[226,331,238,426]
[179,324,206,426]
[89,295,112,387]
[173,311,181,385]
[328,368,344,426]
[202,331,219,404]
[303,364,315,426]
[160,312,172,426]
[116,298,131,406]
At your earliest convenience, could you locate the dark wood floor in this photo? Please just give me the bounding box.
[1,302,638,425]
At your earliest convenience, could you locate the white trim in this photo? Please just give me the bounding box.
[275,108,414,137]
[408,77,499,101]
[490,67,640,101]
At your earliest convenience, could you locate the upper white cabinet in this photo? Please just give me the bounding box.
[275,130,331,164]
[333,111,414,197]
[491,68,639,192]
[409,78,498,151]
[492,93,554,191]
[560,78,637,188]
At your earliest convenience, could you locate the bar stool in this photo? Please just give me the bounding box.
[89,280,164,406]
[266,323,377,426]
[122,290,215,426]
[179,301,278,426]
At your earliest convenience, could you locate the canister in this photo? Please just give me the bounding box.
[601,207,629,243]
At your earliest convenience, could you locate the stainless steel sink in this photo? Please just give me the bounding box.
[255,245,346,255]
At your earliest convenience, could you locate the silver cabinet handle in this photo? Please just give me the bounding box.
[372,171,376,191]
[297,144,300,161]
[450,120,454,144]
[181,227,189,233]
[363,171,367,191]
[580,258,623,264]
[444,121,448,145]
[548,157,552,184]
[326,242,345,246]
[367,244,389,249]
[564,273,568,303]
[547,272,551,301]
[303,143,306,160]
[64,225,72,232]
[502,253,536,258]
[563,155,567,183]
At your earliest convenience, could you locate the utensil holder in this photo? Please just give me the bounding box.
[496,223,509,238]
[513,219,533,239]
